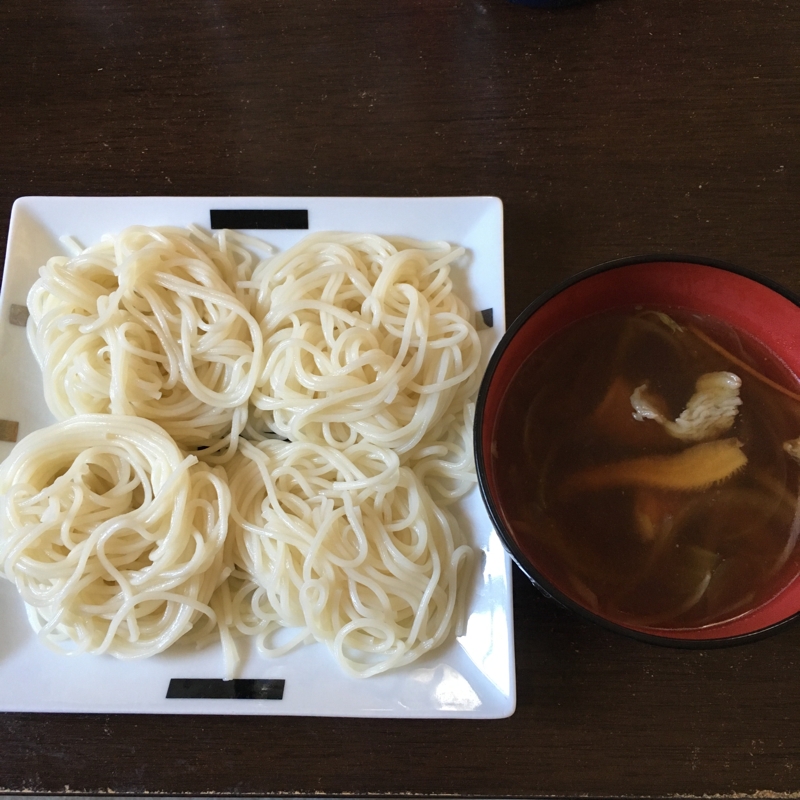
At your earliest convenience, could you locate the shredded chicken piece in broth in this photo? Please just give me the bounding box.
[631,371,742,442]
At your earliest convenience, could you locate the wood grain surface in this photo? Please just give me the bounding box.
[2,0,800,796]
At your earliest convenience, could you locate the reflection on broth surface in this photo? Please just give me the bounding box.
[491,308,800,630]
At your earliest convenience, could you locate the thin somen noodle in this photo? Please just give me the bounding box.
[0,415,230,658]
[403,399,478,506]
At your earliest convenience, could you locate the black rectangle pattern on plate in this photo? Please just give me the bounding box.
[167,678,285,700]
[210,209,308,230]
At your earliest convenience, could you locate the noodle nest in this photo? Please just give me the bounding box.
[249,232,481,455]
[222,438,472,678]
[0,415,230,658]
[26,225,266,461]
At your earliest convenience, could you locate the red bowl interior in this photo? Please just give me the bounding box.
[479,259,800,643]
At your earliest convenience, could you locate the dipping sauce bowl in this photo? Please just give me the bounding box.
[475,255,800,645]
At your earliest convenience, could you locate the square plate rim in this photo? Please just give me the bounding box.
[0,194,515,719]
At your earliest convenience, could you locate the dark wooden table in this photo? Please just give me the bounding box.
[2,0,800,796]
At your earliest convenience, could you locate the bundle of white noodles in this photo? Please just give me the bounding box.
[26,225,266,461]
[220,438,472,678]
[7,227,481,677]
[248,233,481,461]
[0,415,230,658]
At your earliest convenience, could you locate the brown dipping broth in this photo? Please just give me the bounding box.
[491,308,800,630]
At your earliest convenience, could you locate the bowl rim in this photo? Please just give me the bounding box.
[474,252,800,648]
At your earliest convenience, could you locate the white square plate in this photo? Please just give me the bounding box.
[0,196,514,718]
